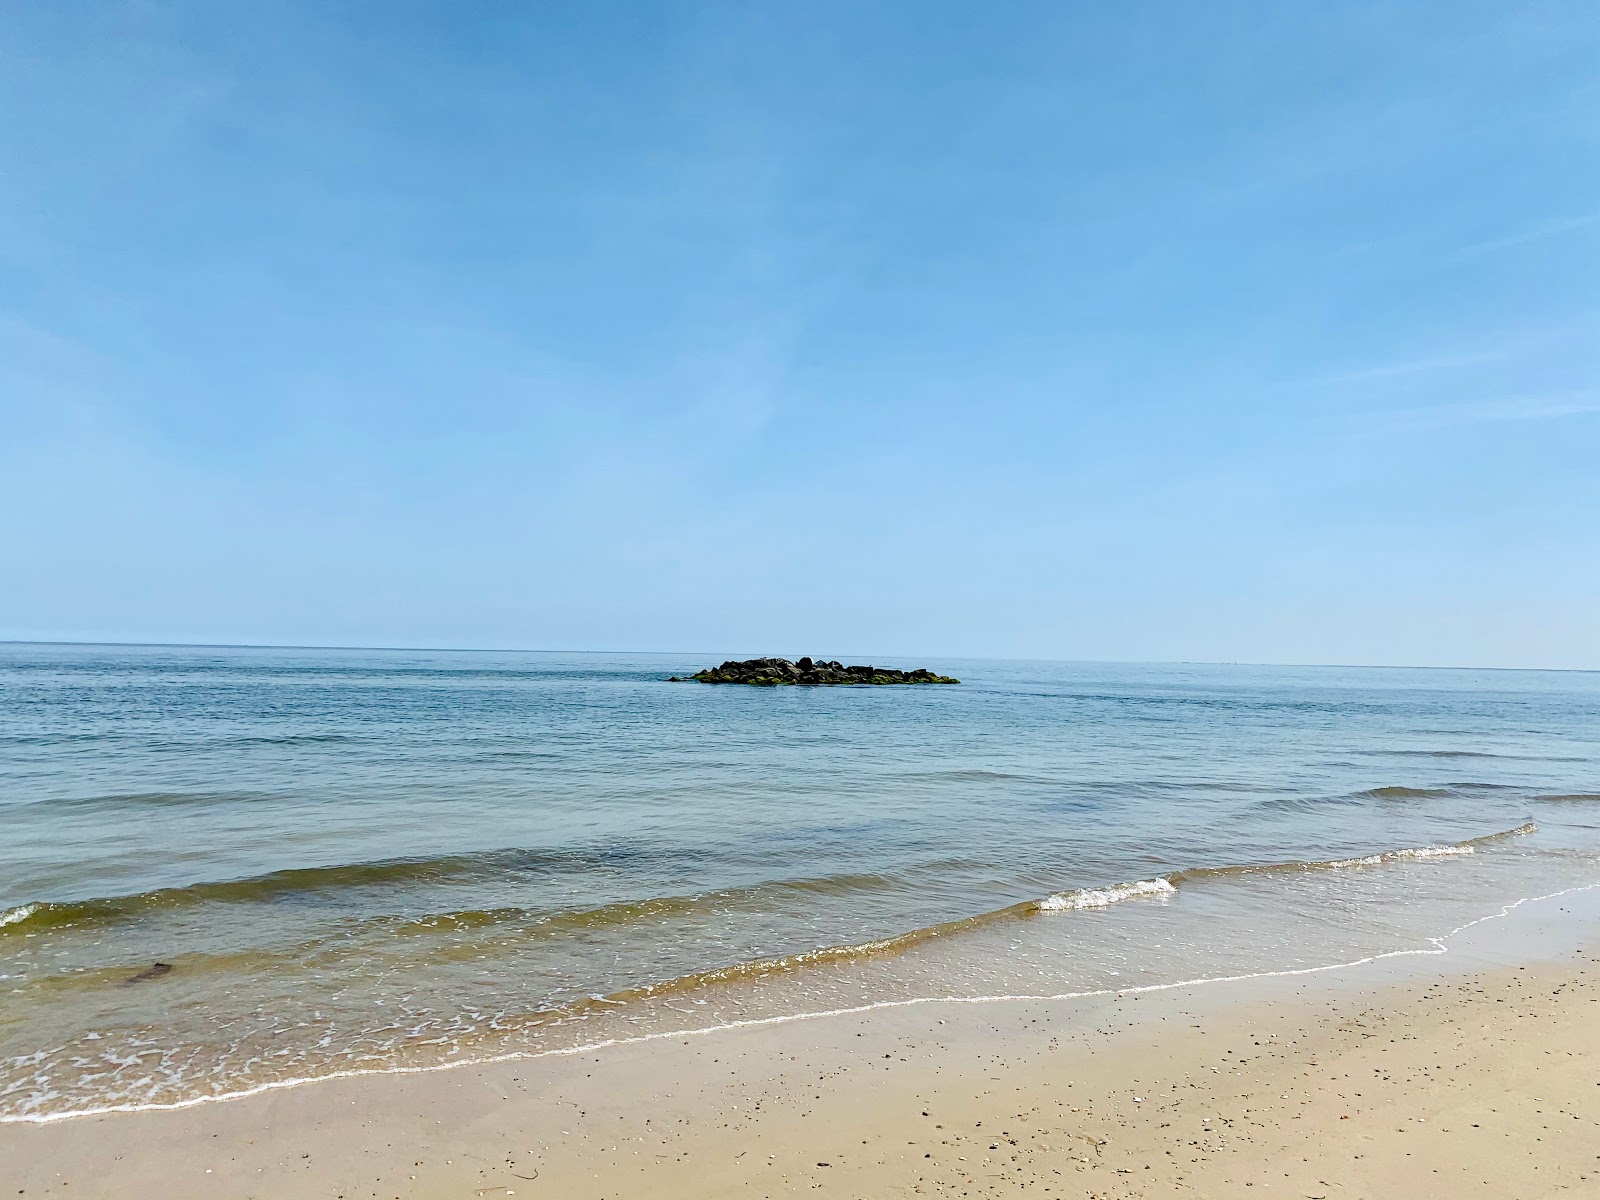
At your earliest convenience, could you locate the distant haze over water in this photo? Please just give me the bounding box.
[2,644,1598,1120]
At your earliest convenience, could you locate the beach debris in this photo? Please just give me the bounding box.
[679,657,959,686]
[121,962,173,986]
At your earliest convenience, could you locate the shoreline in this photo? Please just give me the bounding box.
[5,882,1598,1197]
[1,872,1583,1128]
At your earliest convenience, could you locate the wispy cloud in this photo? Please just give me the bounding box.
[1453,214,1600,260]
[1379,391,1600,431]
[1293,351,1502,388]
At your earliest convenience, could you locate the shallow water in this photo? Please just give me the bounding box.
[2,644,1597,1119]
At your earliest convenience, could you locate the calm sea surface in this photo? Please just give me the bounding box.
[2,644,1598,1120]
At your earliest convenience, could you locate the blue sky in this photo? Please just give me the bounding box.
[2,1,1596,667]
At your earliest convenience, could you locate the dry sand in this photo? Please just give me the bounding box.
[4,890,1598,1199]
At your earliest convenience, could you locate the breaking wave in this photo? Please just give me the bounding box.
[1037,878,1175,911]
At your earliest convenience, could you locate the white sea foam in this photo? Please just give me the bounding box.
[1328,844,1475,869]
[1327,855,1385,868]
[0,905,37,929]
[1389,844,1474,860]
[1036,878,1175,912]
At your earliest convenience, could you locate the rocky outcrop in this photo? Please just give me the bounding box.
[670,657,959,686]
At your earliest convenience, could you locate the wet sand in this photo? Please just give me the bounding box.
[5,890,1598,1199]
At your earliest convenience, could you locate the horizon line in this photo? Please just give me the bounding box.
[0,638,1594,675]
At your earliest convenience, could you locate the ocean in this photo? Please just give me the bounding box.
[2,643,1597,1122]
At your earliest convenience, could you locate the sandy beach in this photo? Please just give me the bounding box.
[5,887,1597,1199]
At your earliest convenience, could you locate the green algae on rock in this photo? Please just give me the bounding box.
[672,657,959,686]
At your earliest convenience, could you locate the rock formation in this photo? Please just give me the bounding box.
[670,657,959,686]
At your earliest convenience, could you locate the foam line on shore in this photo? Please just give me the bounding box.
[6,878,1595,1127]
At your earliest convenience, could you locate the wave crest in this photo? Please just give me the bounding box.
[1036,879,1175,911]
[1354,786,1454,800]
[0,823,1538,947]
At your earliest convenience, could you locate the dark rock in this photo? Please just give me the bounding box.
[122,962,174,986]
[684,658,958,686]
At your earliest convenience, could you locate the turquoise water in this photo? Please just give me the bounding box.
[2,644,1598,1119]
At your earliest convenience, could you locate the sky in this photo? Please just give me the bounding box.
[1,1,1596,668]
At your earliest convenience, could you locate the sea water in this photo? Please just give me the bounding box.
[2,644,1597,1120]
